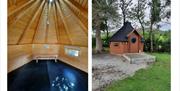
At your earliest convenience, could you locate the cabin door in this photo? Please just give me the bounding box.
[129,35,139,53]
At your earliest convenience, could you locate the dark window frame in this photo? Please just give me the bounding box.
[114,43,119,46]
[131,37,137,43]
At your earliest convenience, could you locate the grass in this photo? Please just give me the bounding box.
[105,53,171,91]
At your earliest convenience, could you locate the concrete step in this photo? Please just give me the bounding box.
[123,53,156,64]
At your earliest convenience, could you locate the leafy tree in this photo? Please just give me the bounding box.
[92,0,119,53]
[149,0,161,52]
[130,0,147,36]
[92,0,118,53]
[161,0,171,20]
[118,0,133,25]
[100,19,109,41]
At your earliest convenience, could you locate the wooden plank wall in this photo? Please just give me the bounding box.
[8,44,88,73]
[8,0,88,73]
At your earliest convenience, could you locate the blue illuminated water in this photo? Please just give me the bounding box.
[8,60,88,91]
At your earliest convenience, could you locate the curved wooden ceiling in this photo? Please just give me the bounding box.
[8,0,88,47]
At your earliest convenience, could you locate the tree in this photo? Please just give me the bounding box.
[149,0,161,52]
[92,0,119,53]
[100,18,108,40]
[118,0,133,25]
[161,0,171,20]
[130,0,147,36]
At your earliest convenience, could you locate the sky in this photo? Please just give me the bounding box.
[116,0,171,31]
[159,22,171,31]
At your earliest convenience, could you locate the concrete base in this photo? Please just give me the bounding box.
[92,54,148,91]
[122,53,156,64]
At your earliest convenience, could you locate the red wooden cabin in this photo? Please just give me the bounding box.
[109,22,144,54]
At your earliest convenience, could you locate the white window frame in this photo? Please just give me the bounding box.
[64,46,80,57]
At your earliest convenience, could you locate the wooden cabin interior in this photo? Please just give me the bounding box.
[8,0,88,73]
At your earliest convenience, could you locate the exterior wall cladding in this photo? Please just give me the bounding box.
[110,32,144,54]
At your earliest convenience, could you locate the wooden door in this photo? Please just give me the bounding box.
[129,34,139,53]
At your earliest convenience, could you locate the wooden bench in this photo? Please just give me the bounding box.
[32,54,58,63]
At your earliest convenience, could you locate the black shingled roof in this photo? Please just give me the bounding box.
[110,22,135,42]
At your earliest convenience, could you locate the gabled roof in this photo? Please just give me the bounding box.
[110,22,141,42]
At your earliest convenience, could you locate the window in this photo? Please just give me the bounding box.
[65,46,80,57]
[131,37,136,43]
[114,43,119,46]
[43,44,49,49]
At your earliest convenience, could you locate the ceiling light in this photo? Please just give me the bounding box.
[49,0,53,3]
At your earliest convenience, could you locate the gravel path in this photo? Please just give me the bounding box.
[92,54,148,91]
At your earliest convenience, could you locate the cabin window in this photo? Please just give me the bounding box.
[131,37,136,43]
[43,44,49,49]
[114,43,119,46]
[65,46,80,57]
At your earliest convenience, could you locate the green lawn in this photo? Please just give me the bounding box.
[105,53,171,91]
